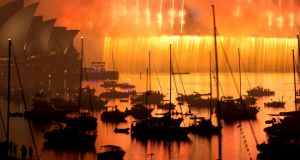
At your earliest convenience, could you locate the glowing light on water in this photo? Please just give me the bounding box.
[103,36,298,73]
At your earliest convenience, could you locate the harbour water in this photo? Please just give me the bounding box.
[0,72,297,160]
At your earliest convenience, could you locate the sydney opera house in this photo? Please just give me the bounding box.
[0,0,118,89]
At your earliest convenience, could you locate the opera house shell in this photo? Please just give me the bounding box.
[0,0,81,88]
[0,0,79,64]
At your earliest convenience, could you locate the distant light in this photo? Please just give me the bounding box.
[8,38,11,41]
[81,37,84,39]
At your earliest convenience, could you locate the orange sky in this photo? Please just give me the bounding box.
[2,0,300,62]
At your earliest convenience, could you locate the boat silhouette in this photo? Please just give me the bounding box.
[219,96,259,123]
[126,103,153,119]
[114,127,130,134]
[264,100,285,108]
[218,50,259,123]
[101,80,135,89]
[24,92,67,121]
[101,106,128,122]
[246,86,275,97]
[74,86,107,110]
[82,61,119,80]
[131,90,165,105]
[50,96,79,113]
[97,145,125,160]
[99,88,135,99]
[44,125,96,151]
[256,48,300,159]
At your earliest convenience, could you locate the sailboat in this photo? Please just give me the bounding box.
[99,51,136,99]
[189,52,221,135]
[101,79,135,89]
[0,38,15,159]
[97,145,125,160]
[131,52,165,105]
[130,45,190,140]
[65,37,98,130]
[264,99,285,108]
[43,124,97,151]
[74,86,107,111]
[127,52,161,119]
[44,37,97,151]
[1,39,39,159]
[126,102,154,119]
[99,87,135,99]
[99,51,129,122]
[257,49,300,159]
[100,52,135,90]
[131,90,165,105]
[295,34,300,103]
[100,105,128,122]
[246,86,275,97]
[176,92,216,108]
[24,92,68,120]
[218,49,259,123]
[50,95,79,113]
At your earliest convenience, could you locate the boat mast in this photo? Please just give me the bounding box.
[212,5,222,160]
[146,68,148,107]
[7,38,11,151]
[112,51,115,72]
[297,34,300,74]
[209,51,213,119]
[238,48,241,98]
[292,49,297,111]
[149,51,151,91]
[169,44,172,115]
[212,4,221,129]
[78,37,84,110]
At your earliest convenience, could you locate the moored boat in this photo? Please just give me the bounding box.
[97,145,125,160]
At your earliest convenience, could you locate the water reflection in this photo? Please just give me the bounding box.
[0,72,297,159]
